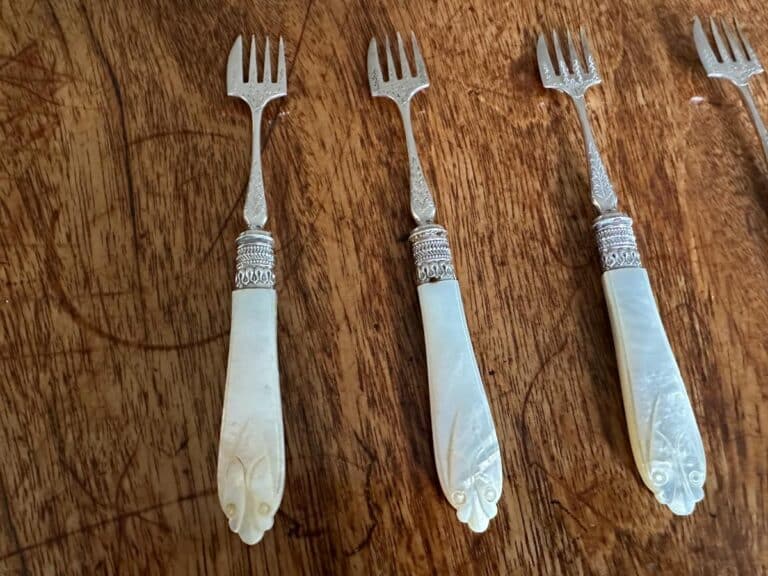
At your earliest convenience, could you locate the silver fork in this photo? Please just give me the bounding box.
[218,34,288,546]
[693,16,768,165]
[368,32,435,224]
[227,35,287,230]
[367,33,503,533]
[537,28,617,214]
[537,29,707,516]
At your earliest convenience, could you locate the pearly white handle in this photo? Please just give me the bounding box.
[418,279,503,532]
[603,267,706,515]
[217,288,284,544]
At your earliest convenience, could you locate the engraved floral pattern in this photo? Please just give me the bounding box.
[586,137,618,213]
[409,155,436,223]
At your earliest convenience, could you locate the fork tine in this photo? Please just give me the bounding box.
[536,34,556,86]
[734,19,759,63]
[385,36,397,81]
[693,16,718,74]
[580,28,598,76]
[248,35,258,83]
[277,37,287,91]
[552,31,569,75]
[566,30,583,77]
[710,17,731,62]
[723,18,746,62]
[367,38,383,93]
[227,35,244,94]
[411,32,428,82]
[263,37,272,82]
[397,32,411,77]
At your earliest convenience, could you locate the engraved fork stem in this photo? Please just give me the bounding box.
[572,95,618,213]
[245,108,268,229]
[397,102,436,225]
[736,84,768,165]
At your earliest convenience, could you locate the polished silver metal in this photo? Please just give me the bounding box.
[227,35,287,230]
[693,16,768,165]
[537,28,618,215]
[368,32,436,225]
[593,213,642,272]
[537,28,642,269]
[410,224,456,284]
[235,230,276,289]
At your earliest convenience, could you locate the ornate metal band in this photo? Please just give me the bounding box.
[234,230,276,289]
[593,212,642,272]
[409,224,457,285]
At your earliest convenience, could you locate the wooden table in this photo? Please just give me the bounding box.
[1,1,766,574]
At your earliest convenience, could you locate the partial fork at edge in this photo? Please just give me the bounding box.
[693,16,768,165]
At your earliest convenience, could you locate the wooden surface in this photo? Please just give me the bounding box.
[1,0,767,574]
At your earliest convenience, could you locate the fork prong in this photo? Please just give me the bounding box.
[735,19,763,70]
[367,38,383,94]
[536,34,557,87]
[710,17,731,62]
[227,35,244,95]
[385,36,397,81]
[411,32,429,82]
[693,16,718,74]
[566,30,583,78]
[723,18,746,62]
[552,31,569,75]
[248,35,258,83]
[580,28,598,76]
[263,37,272,82]
[397,32,411,77]
[277,37,287,91]
[735,19,759,63]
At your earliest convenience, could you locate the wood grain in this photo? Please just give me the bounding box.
[1,0,767,574]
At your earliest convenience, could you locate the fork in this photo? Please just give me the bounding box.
[217,35,287,545]
[537,29,706,516]
[368,33,436,224]
[367,33,502,533]
[693,16,768,165]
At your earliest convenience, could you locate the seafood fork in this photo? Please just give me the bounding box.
[693,16,768,166]
[537,28,707,516]
[217,34,287,545]
[367,33,503,533]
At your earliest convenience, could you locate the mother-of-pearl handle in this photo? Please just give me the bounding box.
[410,225,503,533]
[217,231,284,544]
[596,214,706,516]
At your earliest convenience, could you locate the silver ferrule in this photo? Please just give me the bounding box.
[593,212,642,272]
[234,229,276,289]
[409,224,457,285]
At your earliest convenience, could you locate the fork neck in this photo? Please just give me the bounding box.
[396,101,437,225]
[244,107,268,230]
[571,95,619,214]
[735,84,768,166]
